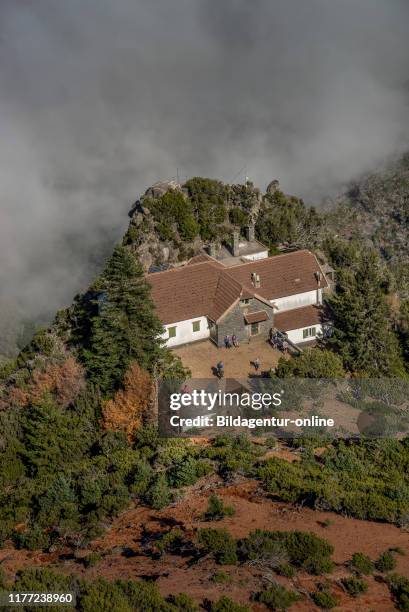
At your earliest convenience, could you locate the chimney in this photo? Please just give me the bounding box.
[251,272,261,288]
[315,270,322,304]
[209,242,217,258]
[232,229,240,257]
[246,224,255,242]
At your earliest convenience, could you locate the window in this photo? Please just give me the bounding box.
[168,326,177,339]
[303,326,316,339]
[192,320,200,332]
[240,299,250,305]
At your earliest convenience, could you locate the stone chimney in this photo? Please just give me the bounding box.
[232,229,240,257]
[209,242,218,258]
[246,224,255,242]
[251,272,261,288]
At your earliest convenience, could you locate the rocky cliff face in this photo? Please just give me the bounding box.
[124,178,275,271]
[330,155,409,260]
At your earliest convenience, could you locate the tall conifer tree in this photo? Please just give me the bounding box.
[328,251,404,376]
[81,246,165,392]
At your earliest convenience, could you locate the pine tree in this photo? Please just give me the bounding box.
[80,246,165,393]
[327,251,404,376]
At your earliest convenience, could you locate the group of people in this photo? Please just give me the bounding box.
[269,328,289,353]
[215,356,261,378]
[224,334,239,348]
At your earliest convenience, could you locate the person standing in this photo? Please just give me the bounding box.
[232,333,238,347]
[254,357,260,372]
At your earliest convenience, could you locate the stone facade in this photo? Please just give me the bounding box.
[213,297,274,347]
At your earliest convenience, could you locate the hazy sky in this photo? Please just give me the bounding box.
[1,0,409,326]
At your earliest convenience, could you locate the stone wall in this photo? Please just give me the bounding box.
[215,297,274,347]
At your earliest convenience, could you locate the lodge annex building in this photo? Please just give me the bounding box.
[147,229,332,349]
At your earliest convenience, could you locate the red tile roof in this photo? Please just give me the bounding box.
[274,305,326,332]
[244,311,269,324]
[147,250,327,325]
[226,250,327,301]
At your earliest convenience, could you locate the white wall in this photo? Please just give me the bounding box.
[287,324,323,345]
[242,250,269,262]
[273,289,322,312]
[162,315,210,348]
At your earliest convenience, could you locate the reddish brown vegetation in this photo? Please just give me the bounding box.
[102,362,153,439]
[6,357,85,409]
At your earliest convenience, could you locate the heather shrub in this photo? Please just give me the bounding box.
[350,552,374,575]
[203,495,235,521]
[240,530,334,575]
[197,528,238,565]
[342,576,368,597]
[375,550,397,572]
[209,596,250,612]
[312,588,339,609]
[386,573,409,611]
[255,584,301,610]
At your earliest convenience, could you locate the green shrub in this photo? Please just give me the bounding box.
[255,584,301,610]
[156,529,185,555]
[211,571,232,584]
[258,439,409,526]
[210,596,250,612]
[386,573,409,611]
[168,457,212,487]
[197,528,238,565]
[203,495,235,521]
[342,576,368,597]
[350,552,374,575]
[13,568,74,596]
[240,530,334,575]
[83,552,102,568]
[13,526,51,551]
[312,589,339,609]
[129,459,153,496]
[144,473,172,510]
[118,579,173,612]
[275,563,296,578]
[168,592,199,611]
[375,550,397,572]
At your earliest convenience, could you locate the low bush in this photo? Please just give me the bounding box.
[258,439,409,525]
[386,573,409,611]
[211,571,232,584]
[83,552,102,568]
[240,530,334,575]
[342,576,368,597]
[144,473,172,510]
[12,527,51,551]
[209,596,250,612]
[10,568,192,612]
[156,529,186,555]
[197,528,238,565]
[350,552,374,576]
[203,495,235,521]
[168,592,199,611]
[168,457,212,487]
[312,588,339,609]
[275,563,296,578]
[375,550,397,573]
[255,584,301,610]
